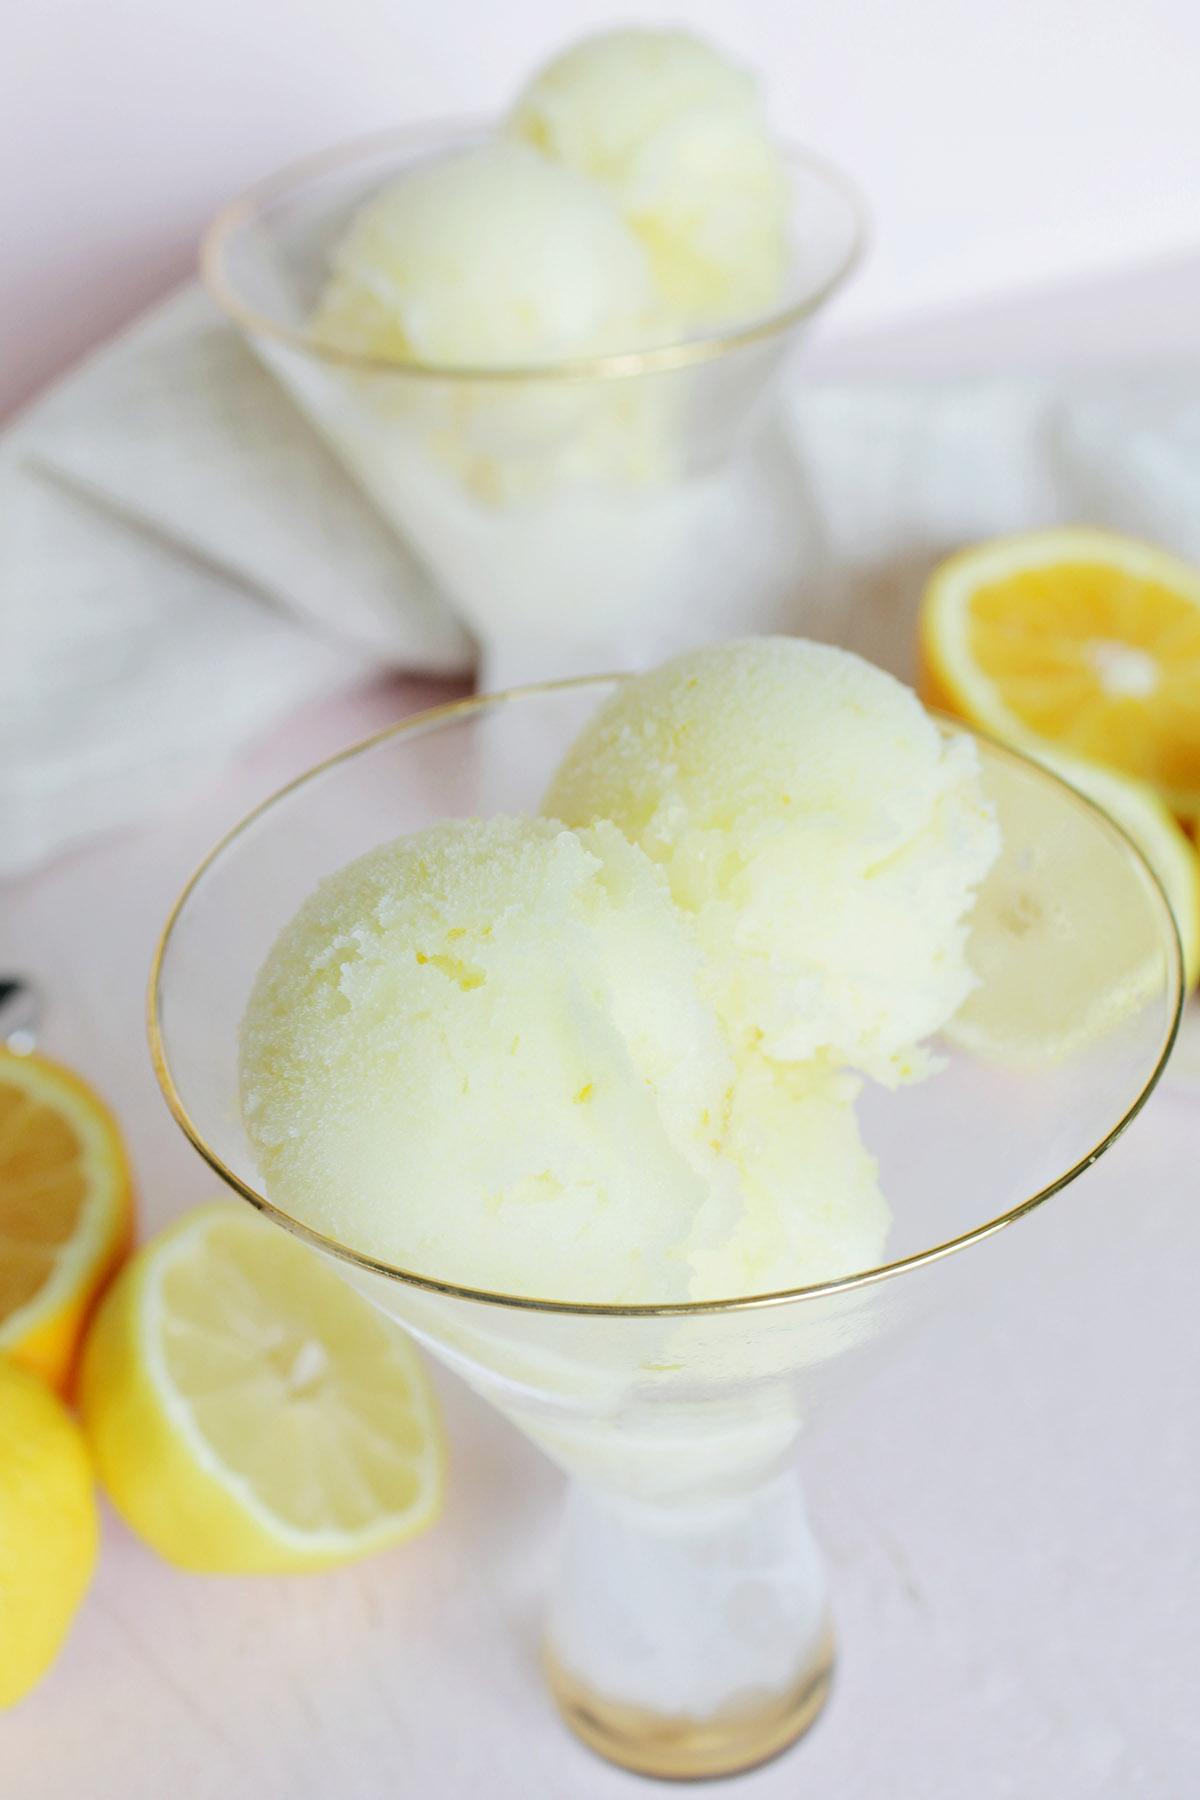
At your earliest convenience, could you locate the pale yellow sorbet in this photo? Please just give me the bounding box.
[695,1052,888,1297]
[238,813,890,1305]
[545,640,1001,1086]
[509,28,792,325]
[312,143,659,367]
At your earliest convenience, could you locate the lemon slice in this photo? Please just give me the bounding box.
[0,1052,133,1393]
[79,1202,445,1572]
[0,1358,98,1709]
[947,750,1177,1068]
[920,528,1200,815]
[1031,749,1199,992]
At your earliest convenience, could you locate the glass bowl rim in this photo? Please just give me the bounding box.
[200,118,869,384]
[148,675,1185,1319]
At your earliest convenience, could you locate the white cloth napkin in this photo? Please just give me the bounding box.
[0,288,473,877]
[5,282,1200,885]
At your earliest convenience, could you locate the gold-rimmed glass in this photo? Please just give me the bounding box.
[149,680,1181,1779]
[202,127,867,686]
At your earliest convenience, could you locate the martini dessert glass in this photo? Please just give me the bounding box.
[149,669,1181,1781]
[202,29,865,685]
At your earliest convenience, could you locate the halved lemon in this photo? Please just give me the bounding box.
[1031,749,1199,992]
[947,750,1183,1068]
[78,1201,445,1573]
[0,1052,133,1394]
[920,528,1200,816]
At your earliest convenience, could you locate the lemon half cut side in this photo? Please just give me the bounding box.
[921,528,1200,817]
[0,1052,133,1393]
[946,748,1182,1069]
[79,1202,446,1573]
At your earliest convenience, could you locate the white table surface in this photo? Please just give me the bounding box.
[4,271,1200,1798]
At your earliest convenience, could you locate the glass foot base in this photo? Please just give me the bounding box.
[545,1629,835,1782]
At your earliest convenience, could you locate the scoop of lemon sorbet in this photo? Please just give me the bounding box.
[238,812,890,1305]
[545,639,1001,1086]
[311,142,659,367]
[509,28,792,325]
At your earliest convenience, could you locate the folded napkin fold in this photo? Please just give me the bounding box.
[4,282,1200,889]
[0,288,473,877]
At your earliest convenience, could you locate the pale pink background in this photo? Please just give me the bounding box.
[2,0,1200,420]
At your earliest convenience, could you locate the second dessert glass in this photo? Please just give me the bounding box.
[202,126,866,686]
[149,680,1181,1780]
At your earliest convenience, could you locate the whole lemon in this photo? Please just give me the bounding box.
[0,1359,98,1708]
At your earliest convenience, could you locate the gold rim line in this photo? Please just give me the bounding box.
[146,678,1185,1321]
[200,120,869,385]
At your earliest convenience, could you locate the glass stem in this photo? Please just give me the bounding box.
[544,1465,834,1778]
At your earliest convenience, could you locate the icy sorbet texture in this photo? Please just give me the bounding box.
[547,639,1001,1085]
[509,29,792,325]
[239,641,999,1304]
[311,28,793,365]
[311,144,659,368]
